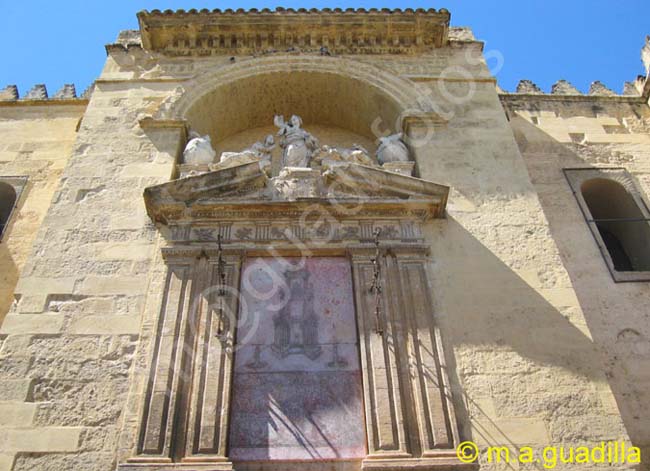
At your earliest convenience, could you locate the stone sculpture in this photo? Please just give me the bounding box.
[312,144,375,167]
[183,130,216,165]
[211,134,275,173]
[218,134,275,163]
[274,114,319,168]
[376,132,409,164]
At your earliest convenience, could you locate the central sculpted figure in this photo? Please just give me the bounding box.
[274,114,319,168]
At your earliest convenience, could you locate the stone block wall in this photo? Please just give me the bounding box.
[505,93,650,465]
[0,81,178,470]
[0,101,87,324]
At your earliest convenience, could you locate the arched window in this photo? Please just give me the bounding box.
[581,178,650,272]
[0,182,17,238]
[567,171,650,280]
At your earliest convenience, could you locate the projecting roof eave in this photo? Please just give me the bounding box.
[137,7,451,56]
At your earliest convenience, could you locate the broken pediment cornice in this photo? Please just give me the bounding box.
[143,160,449,225]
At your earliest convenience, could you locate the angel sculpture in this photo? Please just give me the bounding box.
[274,114,319,168]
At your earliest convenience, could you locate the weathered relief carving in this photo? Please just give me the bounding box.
[312,143,376,167]
[179,116,419,180]
[274,114,319,168]
[271,167,320,200]
[211,135,275,174]
[217,134,275,164]
[230,258,365,461]
[183,130,216,164]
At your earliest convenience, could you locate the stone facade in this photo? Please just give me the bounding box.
[0,7,648,471]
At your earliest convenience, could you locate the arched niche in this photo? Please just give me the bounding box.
[141,56,445,179]
[182,69,404,157]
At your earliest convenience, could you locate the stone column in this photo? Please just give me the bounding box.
[393,251,459,454]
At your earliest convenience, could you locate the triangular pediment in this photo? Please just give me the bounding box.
[144,160,449,224]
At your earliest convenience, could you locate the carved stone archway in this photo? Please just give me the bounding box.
[125,50,464,471]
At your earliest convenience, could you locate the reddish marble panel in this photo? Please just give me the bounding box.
[229,257,365,461]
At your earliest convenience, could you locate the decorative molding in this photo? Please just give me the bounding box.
[139,117,188,131]
[143,161,449,226]
[126,258,242,468]
[137,8,450,56]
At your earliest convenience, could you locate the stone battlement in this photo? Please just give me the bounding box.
[499,76,647,98]
[499,36,650,99]
[0,83,93,102]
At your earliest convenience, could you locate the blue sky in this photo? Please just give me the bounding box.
[1,1,648,97]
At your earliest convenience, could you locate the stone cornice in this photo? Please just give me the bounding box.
[499,92,645,105]
[0,99,89,108]
[137,7,450,56]
[143,161,449,226]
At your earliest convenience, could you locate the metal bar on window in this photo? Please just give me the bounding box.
[588,218,650,223]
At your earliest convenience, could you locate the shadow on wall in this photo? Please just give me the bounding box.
[429,215,627,454]
[0,182,25,324]
[0,243,19,324]
[505,115,650,464]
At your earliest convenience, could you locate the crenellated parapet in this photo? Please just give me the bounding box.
[515,79,543,94]
[0,82,92,103]
[588,80,616,96]
[0,85,18,101]
[23,84,48,100]
[550,79,580,95]
[503,78,644,98]
[52,83,77,100]
[502,36,650,101]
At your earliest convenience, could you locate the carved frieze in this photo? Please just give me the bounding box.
[137,8,450,57]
